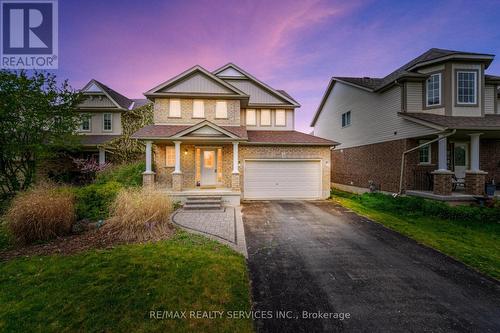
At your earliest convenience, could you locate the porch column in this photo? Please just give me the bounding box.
[465,133,487,195]
[432,135,453,196]
[231,141,240,191]
[143,140,155,188]
[98,147,106,166]
[172,141,183,191]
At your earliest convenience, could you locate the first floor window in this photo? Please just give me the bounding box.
[457,71,477,104]
[426,73,441,106]
[418,140,431,164]
[275,110,286,126]
[103,113,112,131]
[165,146,175,167]
[169,99,181,117]
[246,109,256,125]
[215,101,228,118]
[80,115,91,131]
[260,109,271,126]
[341,111,351,127]
[193,100,205,118]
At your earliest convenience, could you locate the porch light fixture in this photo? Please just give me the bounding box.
[184,149,188,155]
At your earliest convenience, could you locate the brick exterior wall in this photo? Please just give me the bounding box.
[480,139,500,183]
[331,139,441,193]
[153,98,240,126]
[238,145,331,198]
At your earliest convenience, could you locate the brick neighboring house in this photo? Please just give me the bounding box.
[132,63,336,204]
[311,48,500,200]
[76,80,149,163]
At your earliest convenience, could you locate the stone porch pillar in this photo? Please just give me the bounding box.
[465,133,486,195]
[172,141,183,191]
[432,135,453,195]
[232,141,240,190]
[98,147,106,166]
[142,141,155,188]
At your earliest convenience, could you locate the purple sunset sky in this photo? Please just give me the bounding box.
[58,0,500,132]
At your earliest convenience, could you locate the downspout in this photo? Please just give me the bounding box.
[398,129,456,195]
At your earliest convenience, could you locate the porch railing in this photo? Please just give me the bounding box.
[413,170,433,191]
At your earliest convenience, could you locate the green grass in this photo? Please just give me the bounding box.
[331,190,500,280]
[0,231,253,333]
[0,223,12,251]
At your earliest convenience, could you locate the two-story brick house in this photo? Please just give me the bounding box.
[77,79,149,164]
[312,48,500,200]
[132,63,336,204]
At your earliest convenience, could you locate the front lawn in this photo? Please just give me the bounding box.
[0,231,253,333]
[331,190,500,280]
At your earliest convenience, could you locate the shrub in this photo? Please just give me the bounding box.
[95,161,144,187]
[331,189,500,224]
[74,181,122,221]
[103,188,173,242]
[5,184,75,244]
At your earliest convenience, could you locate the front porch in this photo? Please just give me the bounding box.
[407,131,500,200]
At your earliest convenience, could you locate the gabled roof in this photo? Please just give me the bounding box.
[79,135,121,146]
[144,65,248,99]
[246,130,337,146]
[213,63,300,107]
[81,79,133,110]
[131,121,248,140]
[311,48,497,126]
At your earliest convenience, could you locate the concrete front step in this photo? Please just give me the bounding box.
[186,196,222,201]
[184,204,221,210]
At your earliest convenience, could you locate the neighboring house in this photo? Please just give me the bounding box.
[76,80,149,164]
[132,63,336,204]
[312,48,500,200]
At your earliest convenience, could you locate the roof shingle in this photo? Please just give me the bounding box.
[400,112,500,130]
[247,130,337,145]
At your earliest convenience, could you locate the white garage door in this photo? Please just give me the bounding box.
[244,160,322,199]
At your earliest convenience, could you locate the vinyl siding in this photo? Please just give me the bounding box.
[313,82,439,149]
[223,79,286,105]
[485,85,495,114]
[78,112,122,135]
[160,73,233,94]
[405,82,423,112]
[78,95,116,108]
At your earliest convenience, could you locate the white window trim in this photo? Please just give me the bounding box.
[192,100,205,118]
[260,109,271,126]
[79,114,91,132]
[275,109,286,127]
[165,146,175,167]
[418,140,432,165]
[426,73,442,107]
[215,100,228,119]
[103,113,113,132]
[341,111,351,128]
[456,70,477,105]
[246,109,256,126]
[169,99,181,118]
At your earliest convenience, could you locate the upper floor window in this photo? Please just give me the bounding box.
[169,99,181,118]
[426,73,441,106]
[80,114,91,132]
[457,71,477,105]
[246,109,256,126]
[193,100,205,118]
[341,111,351,128]
[418,140,431,164]
[165,146,175,167]
[215,101,228,119]
[103,113,112,131]
[260,109,271,126]
[275,110,286,126]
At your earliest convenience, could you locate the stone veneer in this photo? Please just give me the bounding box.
[153,98,240,126]
[432,171,453,196]
[465,171,487,195]
[238,145,331,199]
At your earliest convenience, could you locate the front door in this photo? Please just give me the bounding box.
[201,149,217,186]
[453,142,469,179]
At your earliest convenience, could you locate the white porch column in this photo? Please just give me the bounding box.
[438,135,448,171]
[98,147,106,166]
[232,141,239,174]
[145,141,153,172]
[173,141,182,174]
[469,133,482,172]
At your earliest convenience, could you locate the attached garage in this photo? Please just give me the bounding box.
[243,160,322,200]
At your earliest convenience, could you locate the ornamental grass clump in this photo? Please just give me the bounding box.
[103,188,173,242]
[5,184,75,244]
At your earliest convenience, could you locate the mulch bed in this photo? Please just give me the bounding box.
[0,225,176,261]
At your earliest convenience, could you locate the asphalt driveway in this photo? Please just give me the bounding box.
[242,201,500,333]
